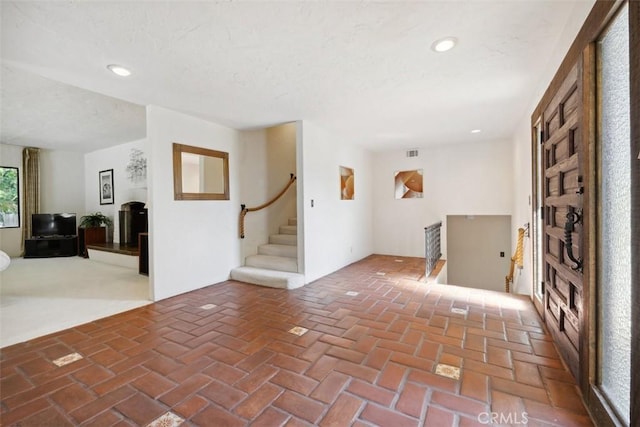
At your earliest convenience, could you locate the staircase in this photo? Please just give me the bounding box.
[231,218,305,289]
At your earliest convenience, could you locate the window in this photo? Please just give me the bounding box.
[0,166,20,228]
[597,3,631,424]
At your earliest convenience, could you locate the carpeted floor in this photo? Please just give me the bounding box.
[0,257,150,348]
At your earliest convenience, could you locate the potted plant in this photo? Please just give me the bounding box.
[79,212,113,228]
[78,212,113,257]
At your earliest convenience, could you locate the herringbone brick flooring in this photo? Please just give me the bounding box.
[1,255,592,426]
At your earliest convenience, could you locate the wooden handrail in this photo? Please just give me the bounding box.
[239,173,297,239]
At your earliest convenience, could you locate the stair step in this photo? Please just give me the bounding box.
[245,255,298,273]
[279,225,297,235]
[258,244,297,258]
[269,234,297,246]
[231,266,305,290]
[288,218,297,226]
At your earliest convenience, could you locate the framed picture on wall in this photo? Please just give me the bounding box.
[394,169,423,199]
[340,166,354,200]
[99,169,114,205]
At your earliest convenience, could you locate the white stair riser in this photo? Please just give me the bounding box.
[232,218,303,289]
[270,234,297,246]
[87,249,137,270]
[246,255,298,273]
[230,266,305,290]
[258,244,297,258]
[279,225,297,235]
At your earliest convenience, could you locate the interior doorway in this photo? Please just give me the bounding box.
[446,215,511,292]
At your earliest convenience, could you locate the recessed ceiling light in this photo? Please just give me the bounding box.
[471,129,482,134]
[431,37,457,53]
[107,64,131,77]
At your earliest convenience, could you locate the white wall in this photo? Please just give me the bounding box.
[0,144,85,256]
[447,215,512,292]
[84,139,148,242]
[2,140,150,255]
[511,118,534,295]
[0,144,24,256]
[239,129,269,259]
[265,124,297,235]
[239,123,297,260]
[146,105,242,301]
[40,149,85,215]
[299,121,374,283]
[510,0,595,295]
[373,139,514,283]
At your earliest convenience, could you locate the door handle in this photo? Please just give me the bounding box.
[564,209,582,271]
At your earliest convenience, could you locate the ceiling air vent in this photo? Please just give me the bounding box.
[406,149,419,158]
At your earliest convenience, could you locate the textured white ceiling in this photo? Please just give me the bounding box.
[1,64,146,152]
[1,1,594,152]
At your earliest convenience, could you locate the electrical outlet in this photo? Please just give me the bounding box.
[500,251,505,257]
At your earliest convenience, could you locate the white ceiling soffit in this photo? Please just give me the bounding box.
[1,1,594,152]
[0,63,146,152]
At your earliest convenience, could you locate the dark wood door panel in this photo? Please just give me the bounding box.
[546,291,580,372]
[544,107,580,152]
[542,60,584,382]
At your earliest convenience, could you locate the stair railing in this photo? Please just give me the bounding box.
[505,223,528,293]
[239,173,297,239]
[424,222,443,277]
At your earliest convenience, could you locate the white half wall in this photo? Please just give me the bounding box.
[84,139,148,242]
[299,121,373,283]
[146,105,242,301]
[372,139,514,283]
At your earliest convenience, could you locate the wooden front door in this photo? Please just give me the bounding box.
[541,60,584,381]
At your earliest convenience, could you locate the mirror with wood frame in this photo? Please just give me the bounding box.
[172,143,229,200]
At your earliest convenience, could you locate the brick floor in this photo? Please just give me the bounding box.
[0,255,593,426]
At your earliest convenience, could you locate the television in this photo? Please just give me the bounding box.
[31,213,77,237]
